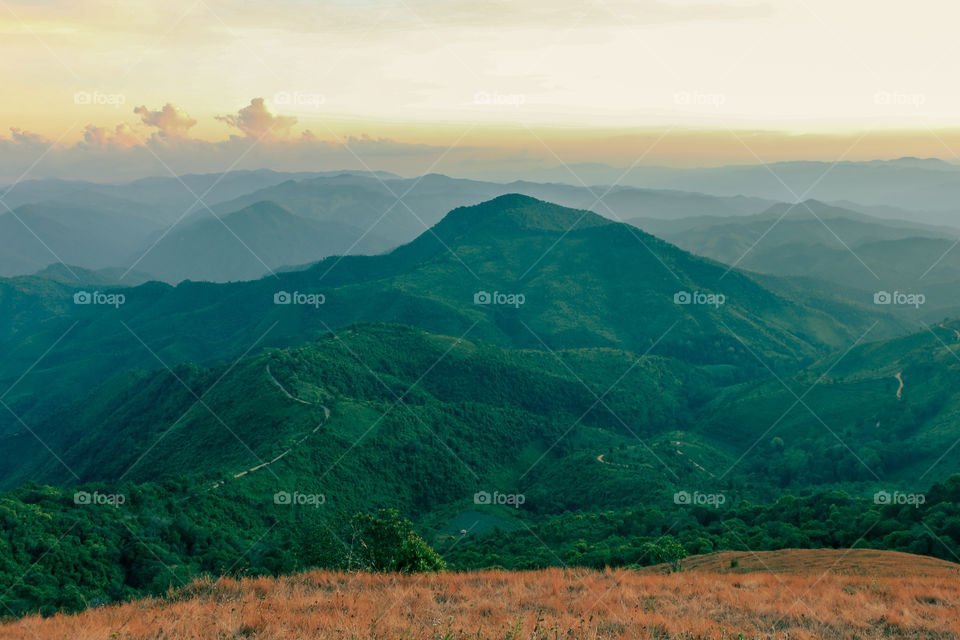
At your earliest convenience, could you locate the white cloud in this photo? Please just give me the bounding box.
[215,98,297,140]
[134,103,198,138]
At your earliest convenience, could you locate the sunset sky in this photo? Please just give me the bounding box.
[2,0,959,180]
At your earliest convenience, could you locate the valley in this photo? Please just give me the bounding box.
[1,187,959,629]
[6,5,960,637]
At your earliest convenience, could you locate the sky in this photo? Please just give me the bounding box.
[2,0,960,181]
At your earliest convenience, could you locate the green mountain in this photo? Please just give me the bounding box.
[209,173,774,257]
[0,195,892,432]
[697,319,960,487]
[4,320,960,617]
[633,200,960,318]
[0,324,708,495]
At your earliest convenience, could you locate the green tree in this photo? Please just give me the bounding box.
[642,535,687,572]
[347,509,446,573]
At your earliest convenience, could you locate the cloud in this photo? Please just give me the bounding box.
[215,98,297,140]
[134,103,197,138]
[81,123,140,148]
[7,128,51,146]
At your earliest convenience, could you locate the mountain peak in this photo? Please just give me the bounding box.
[438,193,611,234]
[226,200,295,219]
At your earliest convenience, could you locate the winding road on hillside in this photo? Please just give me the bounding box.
[209,365,330,488]
[597,443,712,477]
[938,323,960,342]
[894,371,904,400]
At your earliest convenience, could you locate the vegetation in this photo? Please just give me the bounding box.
[3,556,959,639]
[0,195,893,433]
[1,197,959,627]
[2,475,960,618]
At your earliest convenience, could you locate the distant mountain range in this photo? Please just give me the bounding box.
[630,199,960,318]
[7,164,960,286]
[2,190,960,618]
[476,157,960,223]
[0,194,900,434]
[0,171,776,283]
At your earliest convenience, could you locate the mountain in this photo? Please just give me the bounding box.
[0,324,707,491]
[29,264,155,287]
[2,321,960,619]
[211,173,775,253]
[0,202,163,276]
[0,170,400,222]
[631,200,960,318]
[482,158,960,225]
[697,318,960,486]
[0,194,897,433]
[130,201,395,283]
[0,172,775,283]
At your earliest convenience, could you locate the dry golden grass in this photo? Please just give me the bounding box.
[642,548,960,577]
[4,550,959,640]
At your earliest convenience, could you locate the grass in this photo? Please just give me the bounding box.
[3,550,959,640]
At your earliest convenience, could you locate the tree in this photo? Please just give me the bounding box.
[347,509,446,573]
[641,535,687,572]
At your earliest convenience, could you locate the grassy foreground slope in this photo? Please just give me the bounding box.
[2,550,957,640]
